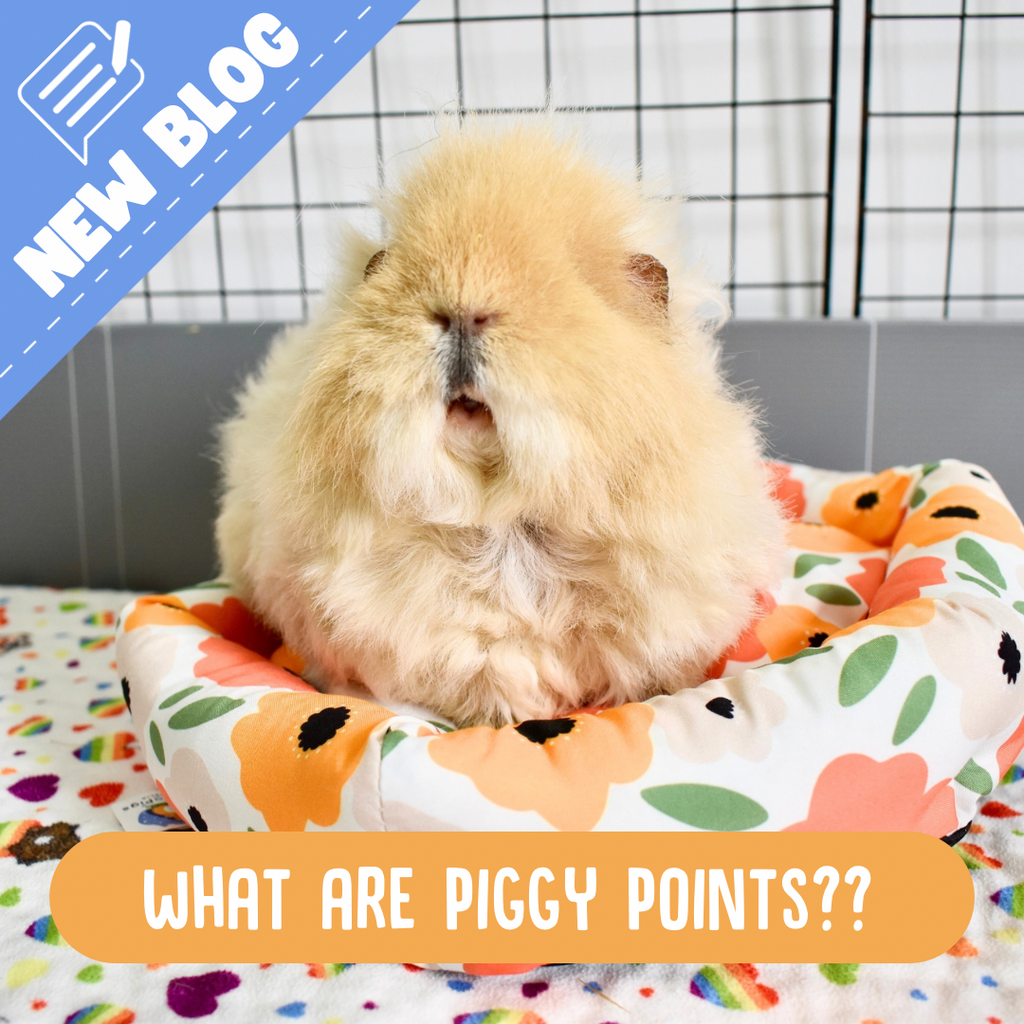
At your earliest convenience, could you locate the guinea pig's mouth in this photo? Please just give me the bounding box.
[446,390,494,431]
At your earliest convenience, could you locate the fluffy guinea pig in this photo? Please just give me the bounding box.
[215,119,787,728]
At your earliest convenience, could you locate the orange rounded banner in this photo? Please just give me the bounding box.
[51,830,973,964]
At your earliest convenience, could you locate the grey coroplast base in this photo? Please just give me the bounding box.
[1,320,1021,592]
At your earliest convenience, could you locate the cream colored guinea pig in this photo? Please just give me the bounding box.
[215,120,787,728]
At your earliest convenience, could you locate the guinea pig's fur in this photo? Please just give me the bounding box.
[215,119,786,728]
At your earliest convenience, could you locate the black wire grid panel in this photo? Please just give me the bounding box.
[855,0,1024,319]
[112,1,1024,324]
[115,0,841,324]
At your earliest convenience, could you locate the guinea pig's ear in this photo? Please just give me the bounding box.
[626,254,669,309]
[364,249,387,278]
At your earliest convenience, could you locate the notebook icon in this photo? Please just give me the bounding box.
[18,20,144,166]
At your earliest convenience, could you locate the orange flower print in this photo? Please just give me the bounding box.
[870,557,947,615]
[892,486,1024,556]
[124,595,218,634]
[711,596,840,672]
[231,692,393,830]
[709,594,777,675]
[270,644,307,675]
[784,753,959,836]
[188,597,281,658]
[194,637,314,693]
[755,604,839,662]
[827,598,937,641]
[786,523,882,554]
[821,469,914,547]
[767,462,806,521]
[845,557,887,605]
[428,703,656,830]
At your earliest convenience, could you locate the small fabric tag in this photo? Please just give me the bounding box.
[113,789,189,831]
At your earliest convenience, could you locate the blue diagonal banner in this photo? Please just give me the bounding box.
[2,1,419,423]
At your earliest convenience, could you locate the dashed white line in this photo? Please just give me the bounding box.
[334,29,347,43]
[238,125,252,139]
[190,173,204,187]
[167,196,180,211]
[310,53,323,67]
[95,268,108,283]
[286,77,299,91]
[359,6,371,18]
[48,317,60,330]
[71,292,84,306]
[215,149,227,163]
[262,101,275,115]
[118,245,131,258]
[143,220,156,234]
[24,341,36,354]
[0,365,11,379]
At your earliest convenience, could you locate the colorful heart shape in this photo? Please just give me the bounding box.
[78,783,124,808]
[946,937,979,958]
[167,971,240,1018]
[7,774,58,803]
[690,963,779,1010]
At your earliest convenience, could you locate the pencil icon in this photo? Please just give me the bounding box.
[111,21,130,75]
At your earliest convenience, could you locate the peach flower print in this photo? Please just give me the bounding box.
[921,593,1024,741]
[194,636,314,693]
[649,671,786,763]
[784,752,958,836]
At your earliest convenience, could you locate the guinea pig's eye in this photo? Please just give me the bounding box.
[364,249,387,279]
[626,253,669,309]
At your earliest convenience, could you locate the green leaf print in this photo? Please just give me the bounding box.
[641,784,769,831]
[839,635,898,707]
[955,759,994,796]
[955,573,1002,598]
[892,676,936,745]
[794,554,841,578]
[955,538,1006,589]
[167,697,245,729]
[381,730,407,758]
[149,722,165,765]
[158,685,203,709]
[772,645,834,665]
[806,584,861,606]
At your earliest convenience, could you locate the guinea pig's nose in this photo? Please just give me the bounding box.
[433,310,496,338]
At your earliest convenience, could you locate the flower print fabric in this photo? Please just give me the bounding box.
[114,460,1024,845]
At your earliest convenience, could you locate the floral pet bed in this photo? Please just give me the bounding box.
[1,458,1024,1020]
[115,459,1024,854]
